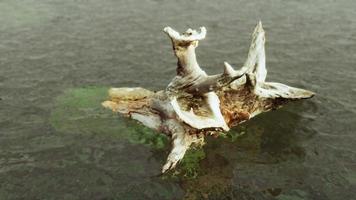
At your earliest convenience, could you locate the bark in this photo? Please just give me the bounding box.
[102,22,314,173]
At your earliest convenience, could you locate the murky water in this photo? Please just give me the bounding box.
[0,0,355,199]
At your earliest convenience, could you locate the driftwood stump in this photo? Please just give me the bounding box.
[102,22,314,173]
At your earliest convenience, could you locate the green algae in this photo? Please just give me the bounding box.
[50,87,168,149]
[48,87,318,200]
[179,148,206,179]
[50,86,208,177]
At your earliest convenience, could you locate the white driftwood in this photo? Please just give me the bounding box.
[102,22,314,173]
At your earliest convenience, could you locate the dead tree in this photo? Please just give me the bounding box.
[102,22,314,173]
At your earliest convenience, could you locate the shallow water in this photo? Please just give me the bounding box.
[0,0,355,199]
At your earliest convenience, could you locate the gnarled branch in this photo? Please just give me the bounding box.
[103,22,315,173]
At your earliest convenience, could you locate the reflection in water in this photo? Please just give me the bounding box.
[50,87,185,199]
[50,87,169,149]
[51,87,317,199]
[166,102,317,199]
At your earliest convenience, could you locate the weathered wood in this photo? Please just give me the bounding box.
[102,22,314,173]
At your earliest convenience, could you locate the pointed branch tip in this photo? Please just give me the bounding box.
[223,62,235,76]
[254,21,264,34]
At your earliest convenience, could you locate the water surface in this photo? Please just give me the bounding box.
[0,0,355,199]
